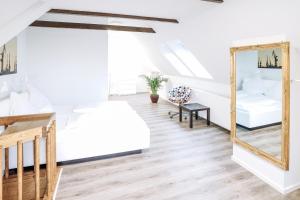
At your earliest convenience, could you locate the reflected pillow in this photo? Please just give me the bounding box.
[264,82,282,101]
[27,84,53,113]
[10,92,37,115]
[242,77,264,95]
[261,79,279,93]
[0,82,10,100]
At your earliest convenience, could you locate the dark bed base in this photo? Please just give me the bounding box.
[57,149,143,166]
[7,150,143,174]
[237,122,282,131]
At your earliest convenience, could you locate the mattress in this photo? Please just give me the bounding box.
[56,101,150,162]
[236,91,282,128]
[53,105,74,131]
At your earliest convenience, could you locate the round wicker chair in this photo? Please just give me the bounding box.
[168,86,192,119]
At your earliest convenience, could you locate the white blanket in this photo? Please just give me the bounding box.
[236,91,282,128]
[56,101,150,162]
[237,92,281,114]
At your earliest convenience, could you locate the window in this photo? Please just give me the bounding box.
[162,40,213,79]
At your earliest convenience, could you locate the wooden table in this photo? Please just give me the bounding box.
[179,103,210,128]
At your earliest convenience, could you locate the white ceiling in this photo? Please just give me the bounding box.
[48,0,216,20]
[0,0,40,27]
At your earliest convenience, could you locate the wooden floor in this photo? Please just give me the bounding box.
[56,94,300,200]
[237,125,281,159]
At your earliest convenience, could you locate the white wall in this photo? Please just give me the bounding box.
[24,27,109,105]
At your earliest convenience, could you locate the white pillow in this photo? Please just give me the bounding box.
[261,79,279,93]
[27,84,53,113]
[242,77,264,95]
[0,82,10,100]
[0,97,10,117]
[264,82,282,101]
[0,96,10,135]
[10,76,28,93]
[10,92,37,115]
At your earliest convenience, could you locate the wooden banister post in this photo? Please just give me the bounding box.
[0,145,3,200]
[17,141,23,200]
[4,125,9,179]
[34,136,40,200]
[51,125,54,192]
[51,121,57,188]
[5,149,9,179]
[46,128,52,198]
[53,121,57,167]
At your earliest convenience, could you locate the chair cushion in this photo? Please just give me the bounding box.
[168,86,192,104]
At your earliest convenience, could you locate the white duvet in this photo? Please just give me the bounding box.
[237,91,281,114]
[56,101,150,162]
[236,91,282,128]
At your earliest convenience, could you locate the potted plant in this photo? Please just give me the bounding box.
[141,73,168,103]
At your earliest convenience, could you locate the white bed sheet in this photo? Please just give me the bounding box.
[236,91,282,128]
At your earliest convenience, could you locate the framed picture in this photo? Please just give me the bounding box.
[0,37,17,76]
[258,48,282,69]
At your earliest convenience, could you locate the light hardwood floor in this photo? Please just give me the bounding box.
[56,94,300,200]
[237,125,281,159]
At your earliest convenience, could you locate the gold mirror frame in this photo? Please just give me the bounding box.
[230,42,290,170]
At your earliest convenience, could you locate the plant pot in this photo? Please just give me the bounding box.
[150,94,159,103]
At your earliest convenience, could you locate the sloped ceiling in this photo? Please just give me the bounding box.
[47,0,223,82]
[2,0,299,86]
[0,0,50,46]
[0,0,226,83]
[49,0,214,20]
[0,0,40,27]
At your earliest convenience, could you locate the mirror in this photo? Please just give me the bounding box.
[230,42,290,170]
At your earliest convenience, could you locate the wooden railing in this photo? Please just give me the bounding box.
[0,113,61,200]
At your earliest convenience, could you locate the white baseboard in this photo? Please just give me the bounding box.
[283,182,300,194]
[231,155,287,194]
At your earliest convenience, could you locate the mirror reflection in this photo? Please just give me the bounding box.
[236,48,282,159]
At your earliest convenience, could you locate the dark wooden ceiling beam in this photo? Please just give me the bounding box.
[201,0,224,3]
[48,9,179,24]
[30,21,156,33]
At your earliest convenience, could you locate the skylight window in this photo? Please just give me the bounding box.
[161,44,193,77]
[162,40,213,80]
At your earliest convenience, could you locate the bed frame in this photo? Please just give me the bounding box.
[58,150,142,166]
[237,122,282,131]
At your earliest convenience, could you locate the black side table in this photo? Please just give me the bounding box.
[179,103,210,128]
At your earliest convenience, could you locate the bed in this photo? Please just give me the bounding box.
[236,76,282,129]
[0,82,150,168]
[236,89,282,130]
